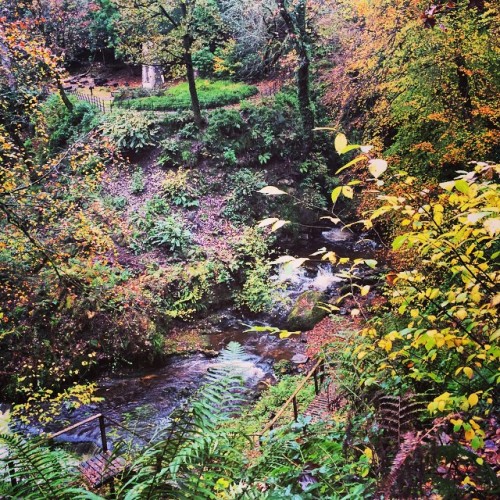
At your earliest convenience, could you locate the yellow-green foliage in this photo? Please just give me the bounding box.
[327,134,499,452]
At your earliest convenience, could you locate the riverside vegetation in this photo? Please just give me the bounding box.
[0,0,499,498]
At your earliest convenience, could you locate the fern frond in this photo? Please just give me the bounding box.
[378,415,451,498]
[115,342,250,499]
[0,433,89,499]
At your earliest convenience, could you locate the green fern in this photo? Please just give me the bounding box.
[115,342,251,499]
[0,433,91,499]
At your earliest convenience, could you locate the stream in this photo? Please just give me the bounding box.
[9,228,380,451]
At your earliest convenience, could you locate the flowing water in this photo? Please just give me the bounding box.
[9,229,380,449]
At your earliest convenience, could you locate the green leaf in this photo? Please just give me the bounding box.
[392,235,408,250]
[331,186,342,204]
[455,179,470,194]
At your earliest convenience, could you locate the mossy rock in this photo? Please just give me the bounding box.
[286,290,327,331]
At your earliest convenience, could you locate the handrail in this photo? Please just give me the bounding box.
[48,413,103,440]
[256,358,325,442]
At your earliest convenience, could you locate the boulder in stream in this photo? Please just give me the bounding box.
[286,290,328,331]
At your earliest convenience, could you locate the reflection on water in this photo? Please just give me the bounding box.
[47,331,303,448]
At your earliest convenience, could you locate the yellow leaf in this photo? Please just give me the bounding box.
[476,457,484,465]
[271,220,289,232]
[342,186,354,199]
[465,429,475,441]
[455,309,467,320]
[483,218,500,236]
[463,367,474,379]
[368,159,388,178]
[470,419,480,430]
[335,133,348,154]
[258,186,287,195]
[364,447,373,462]
[258,217,279,228]
[361,285,370,296]
[468,393,479,407]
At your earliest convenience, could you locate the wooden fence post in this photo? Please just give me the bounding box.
[292,396,298,421]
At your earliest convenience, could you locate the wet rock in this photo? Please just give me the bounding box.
[322,228,353,243]
[286,290,328,331]
[291,354,309,364]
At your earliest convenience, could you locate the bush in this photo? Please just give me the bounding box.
[223,169,266,224]
[42,94,101,153]
[129,205,192,257]
[117,80,258,111]
[235,260,274,313]
[102,109,160,152]
[193,47,215,77]
[158,139,198,168]
[162,168,199,208]
[145,217,192,254]
[205,108,245,143]
[158,110,194,129]
[238,90,302,163]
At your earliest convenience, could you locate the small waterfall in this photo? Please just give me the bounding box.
[270,263,345,321]
[274,263,344,295]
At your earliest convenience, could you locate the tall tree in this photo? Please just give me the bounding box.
[276,0,315,150]
[114,0,225,128]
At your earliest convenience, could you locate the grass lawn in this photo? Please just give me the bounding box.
[117,79,258,111]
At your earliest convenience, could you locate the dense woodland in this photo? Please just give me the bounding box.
[0,0,499,498]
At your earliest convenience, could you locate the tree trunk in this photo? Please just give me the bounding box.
[56,78,74,112]
[454,54,472,122]
[277,0,314,152]
[297,54,314,147]
[183,35,203,128]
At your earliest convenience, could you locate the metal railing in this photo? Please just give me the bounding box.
[68,90,112,113]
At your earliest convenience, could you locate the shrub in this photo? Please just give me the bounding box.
[158,139,197,168]
[204,108,245,148]
[159,110,198,131]
[129,207,192,257]
[193,47,215,77]
[235,259,275,313]
[102,109,160,152]
[145,217,192,254]
[116,80,258,111]
[143,196,170,216]
[42,94,101,153]
[239,91,301,163]
[223,169,266,224]
[162,168,199,208]
[103,195,128,210]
